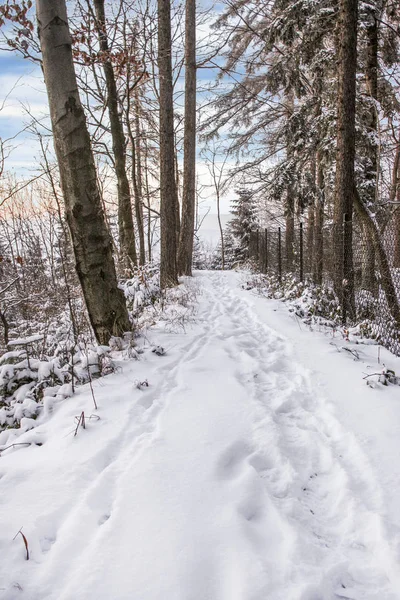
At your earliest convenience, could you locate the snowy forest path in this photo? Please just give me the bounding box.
[1,271,399,600]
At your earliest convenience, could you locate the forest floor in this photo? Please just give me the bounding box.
[1,271,400,600]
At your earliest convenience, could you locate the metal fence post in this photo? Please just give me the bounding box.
[278,227,282,282]
[299,222,304,282]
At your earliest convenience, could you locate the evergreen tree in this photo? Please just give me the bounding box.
[211,231,236,270]
[228,190,257,264]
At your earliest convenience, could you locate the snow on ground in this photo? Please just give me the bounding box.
[1,271,400,600]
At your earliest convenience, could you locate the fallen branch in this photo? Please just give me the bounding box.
[0,442,32,456]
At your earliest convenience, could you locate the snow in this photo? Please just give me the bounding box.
[1,271,400,599]
[7,335,44,347]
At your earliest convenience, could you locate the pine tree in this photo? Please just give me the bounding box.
[228,190,257,264]
[211,231,236,270]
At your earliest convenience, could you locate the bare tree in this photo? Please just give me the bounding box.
[36,0,130,343]
[90,0,137,268]
[158,0,178,287]
[177,0,196,276]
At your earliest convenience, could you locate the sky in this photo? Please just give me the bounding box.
[0,4,236,216]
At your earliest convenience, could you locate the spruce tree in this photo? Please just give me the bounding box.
[228,190,257,264]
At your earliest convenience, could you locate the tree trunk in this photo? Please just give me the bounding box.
[174,131,181,244]
[36,0,130,343]
[143,138,152,262]
[125,85,146,265]
[285,193,295,271]
[158,0,179,287]
[307,195,315,275]
[333,0,358,321]
[177,0,196,276]
[216,190,225,270]
[361,9,379,292]
[0,309,9,347]
[285,92,295,271]
[92,0,137,268]
[313,151,324,284]
[134,94,146,265]
[365,9,378,192]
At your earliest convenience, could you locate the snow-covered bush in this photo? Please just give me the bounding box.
[193,238,213,270]
[243,271,400,354]
[0,337,115,435]
[211,231,237,270]
[121,264,162,318]
[244,272,342,326]
[0,262,200,438]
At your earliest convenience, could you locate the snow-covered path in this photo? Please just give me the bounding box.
[1,271,400,600]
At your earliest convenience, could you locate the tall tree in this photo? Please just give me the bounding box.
[91,0,137,268]
[333,0,358,320]
[36,0,130,343]
[177,0,196,276]
[158,0,179,287]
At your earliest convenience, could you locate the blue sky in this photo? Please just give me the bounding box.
[0,9,235,215]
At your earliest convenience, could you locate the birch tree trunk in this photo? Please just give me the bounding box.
[177,0,196,276]
[36,0,130,343]
[158,0,179,287]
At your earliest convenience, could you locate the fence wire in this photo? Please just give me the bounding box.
[249,218,400,356]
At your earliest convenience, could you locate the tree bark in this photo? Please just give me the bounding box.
[333,0,358,321]
[143,137,152,262]
[92,0,137,268]
[36,0,130,343]
[307,203,314,275]
[361,9,379,292]
[285,92,295,271]
[285,191,295,271]
[134,95,146,265]
[125,85,146,265]
[313,151,324,284]
[0,309,9,347]
[158,0,179,287]
[177,0,196,276]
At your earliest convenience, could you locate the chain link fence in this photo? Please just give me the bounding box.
[248,218,400,356]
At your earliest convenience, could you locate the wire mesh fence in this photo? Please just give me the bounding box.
[249,218,400,356]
